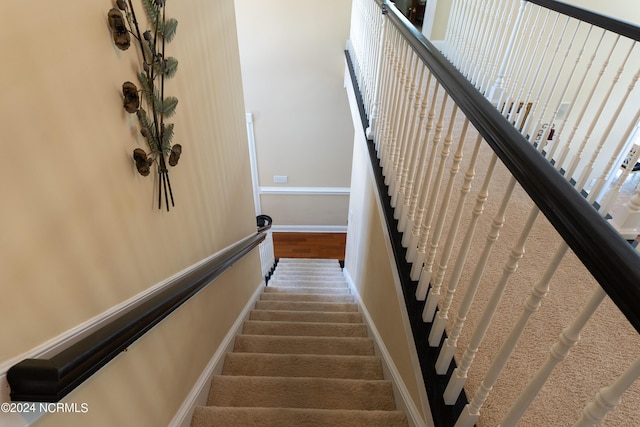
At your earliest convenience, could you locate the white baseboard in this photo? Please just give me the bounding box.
[170,281,264,427]
[259,187,350,195]
[343,269,429,427]
[270,225,347,233]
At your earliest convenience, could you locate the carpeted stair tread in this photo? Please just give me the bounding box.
[264,286,352,295]
[233,334,375,355]
[242,320,368,337]
[222,353,384,379]
[268,279,349,288]
[259,292,354,302]
[255,300,358,312]
[249,309,363,323]
[206,375,397,411]
[191,258,409,427]
[277,258,340,264]
[191,406,408,427]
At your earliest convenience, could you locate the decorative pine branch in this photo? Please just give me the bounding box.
[108,0,181,211]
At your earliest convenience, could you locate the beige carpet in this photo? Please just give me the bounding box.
[401,96,640,426]
[191,258,408,427]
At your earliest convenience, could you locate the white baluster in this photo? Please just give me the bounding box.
[496,6,540,118]
[402,83,440,248]
[545,24,591,162]
[428,135,483,344]
[408,94,450,267]
[522,17,575,152]
[441,177,517,402]
[486,0,528,105]
[453,242,570,425]
[565,34,622,181]
[574,356,640,426]
[415,114,469,301]
[499,287,608,426]
[588,62,639,202]
[367,6,388,139]
[434,153,498,373]
[390,51,419,206]
[394,64,428,215]
[399,72,435,233]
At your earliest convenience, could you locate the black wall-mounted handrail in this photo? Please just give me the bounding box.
[8,231,266,402]
[373,0,640,333]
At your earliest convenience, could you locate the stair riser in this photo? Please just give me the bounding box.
[222,353,384,380]
[242,320,368,337]
[191,407,408,427]
[255,300,359,312]
[260,293,354,303]
[207,376,396,411]
[233,335,375,356]
[249,310,363,323]
[264,286,352,295]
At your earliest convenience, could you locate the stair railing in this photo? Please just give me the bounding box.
[7,230,266,402]
[347,0,640,425]
[442,0,640,235]
[256,214,276,281]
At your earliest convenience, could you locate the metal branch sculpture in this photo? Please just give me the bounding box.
[108,0,182,211]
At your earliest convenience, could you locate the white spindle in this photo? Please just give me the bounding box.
[588,62,639,202]
[433,153,498,372]
[415,114,468,301]
[411,97,455,279]
[398,70,434,233]
[545,24,591,162]
[497,6,542,120]
[441,177,517,402]
[522,17,575,152]
[407,94,449,267]
[486,0,528,105]
[402,83,440,248]
[390,51,419,206]
[453,242,570,426]
[565,34,622,181]
[427,135,483,344]
[499,287,608,426]
[394,65,428,216]
[574,356,640,426]
[367,7,388,139]
[554,29,607,172]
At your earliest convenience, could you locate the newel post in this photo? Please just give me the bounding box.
[367,4,388,139]
[486,0,528,106]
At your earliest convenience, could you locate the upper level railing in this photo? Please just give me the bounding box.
[7,230,266,402]
[442,0,640,229]
[347,0,640,425]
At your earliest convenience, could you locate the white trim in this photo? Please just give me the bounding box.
[170,281,265,427]
[246,112,262,215]
[343,269,429,427]
[270,225,348,233]
[259,186,350,196]
[430,40,445,52]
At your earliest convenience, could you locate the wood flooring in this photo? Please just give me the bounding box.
[272,232,346,261]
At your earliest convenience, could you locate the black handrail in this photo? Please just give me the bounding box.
[377,0,640,333]
[528,0,640,41]
[256,214,273,233]
[8,231,266,402]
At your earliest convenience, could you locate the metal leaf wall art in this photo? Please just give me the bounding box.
[107,0,182,211]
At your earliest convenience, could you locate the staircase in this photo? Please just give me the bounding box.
[191,258,409,426]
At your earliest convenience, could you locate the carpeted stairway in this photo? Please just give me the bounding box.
[191,258,409,427]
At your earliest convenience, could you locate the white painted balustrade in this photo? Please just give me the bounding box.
[347,0,640,425]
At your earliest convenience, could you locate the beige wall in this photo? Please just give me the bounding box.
[1,1,261,425]
[235,0,354,229]
[344,119,430,423]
